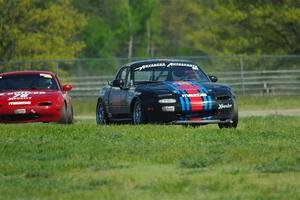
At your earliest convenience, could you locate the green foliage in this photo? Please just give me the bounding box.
[2,0,300,71]
[0,0,85,69]
[73,0,161,58]
[80,17,113,58]
[153,0,297,57]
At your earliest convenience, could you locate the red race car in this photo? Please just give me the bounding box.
[0,71,73,124]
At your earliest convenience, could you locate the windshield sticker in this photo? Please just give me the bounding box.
[135,62,199,71]
[9,101,31,106]
[40,74,52,79]
[182,93,207,98]
[135,63,166,71]
[167,62,199,70]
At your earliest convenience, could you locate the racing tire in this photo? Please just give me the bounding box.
[96,100,109,125]
[132,99,146,125]
[58,103,72,124]
[218,102,238,129]
[67,106,74,124]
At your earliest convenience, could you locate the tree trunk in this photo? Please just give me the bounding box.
[127,3,133,60]
[128,34,133,59]
[146,20,151,55]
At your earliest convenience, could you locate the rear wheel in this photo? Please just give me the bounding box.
[96,100,109,125]
[132,99,146,125]
[218,102,238,129]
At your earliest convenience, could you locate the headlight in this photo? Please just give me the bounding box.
[158,98,176,104]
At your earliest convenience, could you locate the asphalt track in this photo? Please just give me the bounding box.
[76,109,300,120]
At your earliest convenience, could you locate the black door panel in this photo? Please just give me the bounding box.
[108,67,131,119]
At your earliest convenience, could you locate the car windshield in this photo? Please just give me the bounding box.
[133,63,210,84]
[0,74,59,91]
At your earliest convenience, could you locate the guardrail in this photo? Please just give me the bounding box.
[62,69,300,97]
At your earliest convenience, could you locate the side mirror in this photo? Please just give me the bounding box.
[112,79,124,88]
[208,75,218,82]
[63,84,72,91]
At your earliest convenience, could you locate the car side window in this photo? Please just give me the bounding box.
[115,67,131,88]
[120,68,127,81]
[125,69,131,87]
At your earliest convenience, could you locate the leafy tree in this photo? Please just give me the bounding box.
[182,0,300,56]
[73,0,161,59]
[0,0,86,63]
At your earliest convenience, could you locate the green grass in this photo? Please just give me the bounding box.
[73,98,97,116]
[1,116,300,199]
[73,96,300,116]
[237,95,300,110]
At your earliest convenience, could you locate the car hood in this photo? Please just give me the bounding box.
[0,90,63,105]
[136,81,232,96]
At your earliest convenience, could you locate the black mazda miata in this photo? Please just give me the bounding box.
[96,59,238,128]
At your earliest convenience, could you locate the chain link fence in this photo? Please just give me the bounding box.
[1,55,300,97]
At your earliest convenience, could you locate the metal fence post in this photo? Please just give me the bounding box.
[239,56,246,96]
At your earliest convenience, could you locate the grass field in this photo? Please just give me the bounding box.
[1,116,300,199]
[72,96,300,116]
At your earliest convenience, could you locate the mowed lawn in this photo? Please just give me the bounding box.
[73,95,300,116]
[1,116,300,199]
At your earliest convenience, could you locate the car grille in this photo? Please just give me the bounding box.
[0,114,40,121]
[178,110,219,118]
[38,102,52,106]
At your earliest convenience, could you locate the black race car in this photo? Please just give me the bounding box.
[96,59,238,128]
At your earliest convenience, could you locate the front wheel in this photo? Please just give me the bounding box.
[58,103,73,124]
[96,100,109,125]
[67,106,74,124]
[132,99,146,125]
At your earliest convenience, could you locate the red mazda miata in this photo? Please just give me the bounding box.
[0,71,73,124]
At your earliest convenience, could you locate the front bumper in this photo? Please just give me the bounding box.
[143,98,235,124]
[171,119,233,125]
[0,105,63,123]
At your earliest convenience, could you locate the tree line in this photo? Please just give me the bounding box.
[1,0,300,62]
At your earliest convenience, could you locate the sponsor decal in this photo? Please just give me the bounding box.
[167,62,199,70]
[33,92,46,95]
[7,91,46,101]
[182,93,207,97]
[9,101,31,105]
[8,92,31,101]
[40,74,52,79]
[135,62,199,71]
[218,103,232,110]
[165,81,212,112]
[135,63,166,71]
